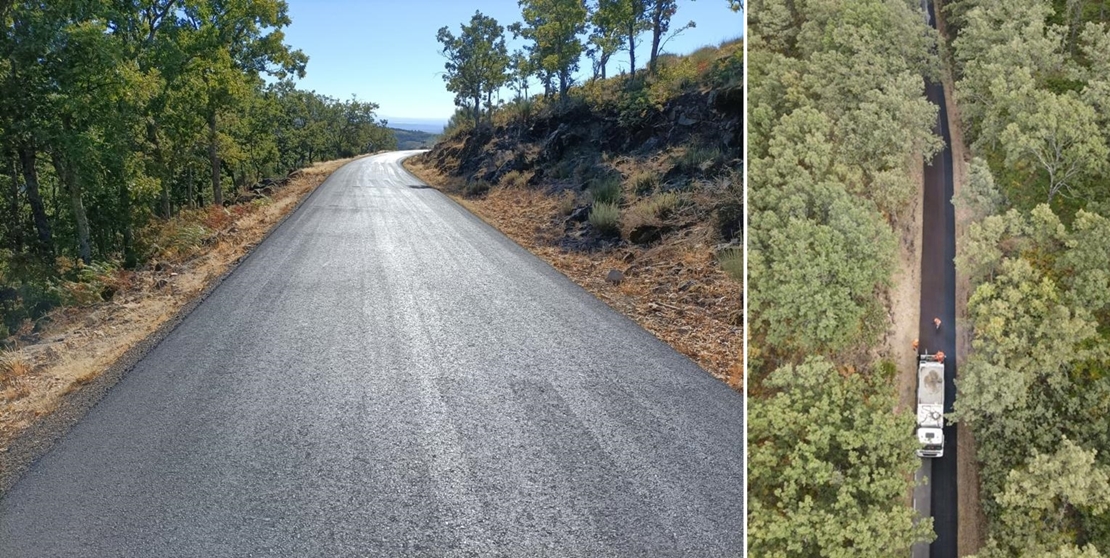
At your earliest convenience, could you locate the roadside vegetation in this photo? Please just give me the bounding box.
[390,128,440,150]
[0,1,394,343]
[747,0,943,554]
[942,0,1110,555]
[407,0,743,386]
[0,2,389,463]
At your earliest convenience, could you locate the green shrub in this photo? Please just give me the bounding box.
[463,179,490,197]
[678,145,724,171]
[629,171,660,195]
[557,191,577,215]
[641,192,681,218]
[719,247,742,281]
[588,176,622,205]
[550,159,577,179]
[500,170,529,189]
[589,202,621,235]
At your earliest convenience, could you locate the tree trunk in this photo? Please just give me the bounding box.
[627,23,637,74]
[649,18,663,74]
[51,151,92,264]
[473,94,482,128]
[18,145,53,257]
[8,157,23,252]
[209,109,222,206]
[148,122,172,217]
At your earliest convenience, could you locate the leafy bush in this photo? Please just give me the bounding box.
[589,202,620,235]
[443,107,475,139]
[588,176,622,205]
[58,261,124,307]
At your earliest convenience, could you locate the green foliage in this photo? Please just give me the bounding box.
[949,0,1110,212]
[629,170,660,195]
[717,247,741,281]
[499,170,529,189]
[390,128,440,150]
[463,179,491,198]
[0,1,391,339]
[514,0,588,100]
[587,176,622,204]
[675,145,725,174]
[970,439,1110,557]
[636,191,680,218]
[588,201,621,234]
[954,203,1110,551]
[747,0,941,549]
[437,11,510,128]
[955,157,1006,220]
[748,357,934,557]
[748,0,938,357]
[556,190,577,215]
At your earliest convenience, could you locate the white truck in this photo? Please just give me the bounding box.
[916,354,945,458]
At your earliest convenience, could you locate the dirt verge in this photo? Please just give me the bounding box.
[0,155,364,495]
[403,158,743,390]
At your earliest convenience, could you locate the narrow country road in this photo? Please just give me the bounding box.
[917,2,960,556]
[0,151,744,556]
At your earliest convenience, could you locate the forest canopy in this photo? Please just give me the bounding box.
[0,1,394,338]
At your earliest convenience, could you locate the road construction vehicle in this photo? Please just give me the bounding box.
[916,353,945,458]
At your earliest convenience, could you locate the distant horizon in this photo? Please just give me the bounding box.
[384,118,446,135]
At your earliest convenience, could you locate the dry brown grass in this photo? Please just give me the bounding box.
[406,157,743,389]
[0,155,364,452]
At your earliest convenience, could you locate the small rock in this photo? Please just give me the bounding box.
[605,269,625,284]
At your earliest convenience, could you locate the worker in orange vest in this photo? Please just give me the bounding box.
[935,351,945,363]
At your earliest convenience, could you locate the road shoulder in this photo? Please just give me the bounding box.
[0,156,363,495]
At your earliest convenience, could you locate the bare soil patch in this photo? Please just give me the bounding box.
[404,158,743,389]
[889,157,926,418]
[0,156,362,457]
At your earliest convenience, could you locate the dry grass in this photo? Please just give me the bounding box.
[406,157,742,389]
[0,155,364,452]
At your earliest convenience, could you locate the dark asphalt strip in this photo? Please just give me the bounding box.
[0,151,744,557]
[921,3,960,553]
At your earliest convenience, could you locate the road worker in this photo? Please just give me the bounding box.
[935,351,945,363]
[934,317,942,331]
[912,338,919,352]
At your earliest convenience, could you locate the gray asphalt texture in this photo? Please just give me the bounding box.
[0,152,745,557]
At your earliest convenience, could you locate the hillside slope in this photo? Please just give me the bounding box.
[407,41,742,387]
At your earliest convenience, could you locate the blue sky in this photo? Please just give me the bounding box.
[283,1,743,127]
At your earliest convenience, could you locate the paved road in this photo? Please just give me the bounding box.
[918,2,960,555]
[0,152,744,556]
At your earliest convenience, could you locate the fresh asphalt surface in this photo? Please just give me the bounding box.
[919,3,959,555]
[0,152,744,556]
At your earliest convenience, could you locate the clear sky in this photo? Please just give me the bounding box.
[283,1,743,126]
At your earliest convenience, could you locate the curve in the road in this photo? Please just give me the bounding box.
[0,151,744,557]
